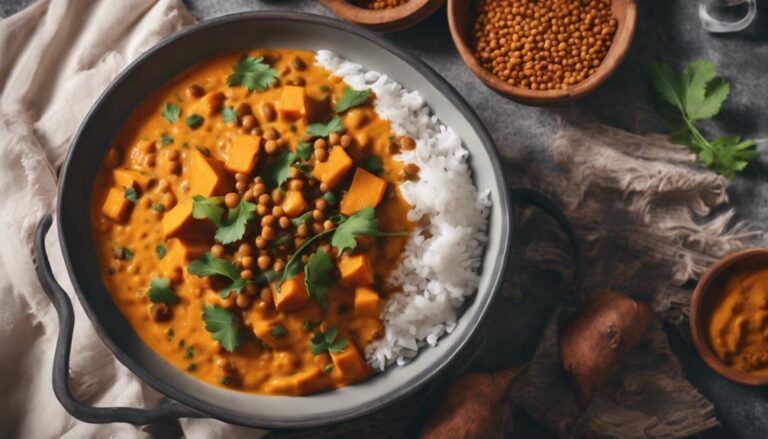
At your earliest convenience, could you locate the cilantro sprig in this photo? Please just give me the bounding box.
[335,87,371,113]
[221,106,238,124]
[148,277,179,305]
[162,102,181,124]
[188,253,247,298]
[332,207,407,254]
[227,55,278,92]
[650,59,758,178]
[202,305,247,352]
[306,117,344,138]
[192,195,256,244]
[304,250,334,309]
[310,328,348,355]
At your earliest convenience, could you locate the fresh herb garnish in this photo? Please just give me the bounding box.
[196,145,211,157]
[166,328,174,341]
[278,229,334,288]
[296,141,313,161]
[650,59,758,178]
[322,191,337,206]
[271,325,287,338]
[155,244,167,259]
[178,339,185,348]
[304,250,334,309]
[221,106,238,124]
[306,117,344,138]
[151,203,166,212]
[112,246,134,260]
[188,253,247,298]
[275,232,294,246]
[261,149,297,189]
[219,376,233,385]
[226,55,278,92]
[186,114,204,129]
[160,133,174,145]
[184,346,195,360]
[310,328,348,355]
[186,363,197,372]
[162,102,181,124]
[335,86,371,113]
[331,207,407,254]
[291,211,313,227]
[324,364,334,374]
[360,155,383,175]
[192,195,256,245]
[302,320,315,332]
[147,277,179,305]
[124,187,138,202]
[202,304,246,352]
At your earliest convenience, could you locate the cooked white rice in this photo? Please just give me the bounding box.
[315,51,490,370]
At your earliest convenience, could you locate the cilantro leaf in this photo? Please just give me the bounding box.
[226,56,278,92]
[192,195,225,227]
[335,86,371,113]
[186,114,204,129]
[278,229,334,289]
[271,325,287,338]
[322,191,337,206]
[112,246,133,260]
[261,149,296,189]
[188,253,247,298]
[649,59,758,178]
[147,277,179,305]
[331,207,407,254]
[215,199,257,245]
[124,187,138,202]
[222,106,238,124]
[202,305,246,352]
[306,117,344,138]
[297,141,313,161]
[360,155,383,175]
[310,327,348,355]
[152,203,165,212]
[304,250,334,309]
[155,244,167,259]
[291,211,313,227]
[160,133,174,145]
[162,102,181,124]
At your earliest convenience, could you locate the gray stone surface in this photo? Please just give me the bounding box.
[3,0,768,437]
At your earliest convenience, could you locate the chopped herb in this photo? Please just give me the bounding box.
[155,244,167,259]
[186,114,204,129]
[166,328,174,341]
[360,155,383,175]
[221,106,238,124]
[304,250,334,309]
[310,328,348,355]
[162,102,181,124]
[306,117,344,138]
[202,305,246,352]
[195,145,211,156]
[322,191,337,206]
[324,364,334,374]
[160,133,174,145]
[331,207,407,254]
[178,339,186,348]
[184,346,195,360]
[291,211,313,227]
[192,195,256,245]
[186,363,197,372]
[302,320,315,332]
[112,246,134,260]
[296,141,313,161]
[188,252,247,298]
[261,149,297,189]
[151,203,166,212]
[271,325,287,338]
[335,86,371,113]
[219,376,233,385]
[147,277,179,305]
[275,232,294,246]
[226,55,278,92]
[124,187,139,202]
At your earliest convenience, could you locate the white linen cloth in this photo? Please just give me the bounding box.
[0,1,266,437]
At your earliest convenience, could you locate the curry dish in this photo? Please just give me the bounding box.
[91,49,416,395]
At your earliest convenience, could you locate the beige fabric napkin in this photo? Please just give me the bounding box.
[0,1,264,437]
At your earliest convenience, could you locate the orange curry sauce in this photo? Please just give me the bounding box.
[91,49,412,395]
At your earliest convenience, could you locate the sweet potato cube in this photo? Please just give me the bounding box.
[113,169,152,191]
[101,187,132,222]
[340,168,388,216]
[354,287,380,318]
[311,146,353,188]
[291,367,326,395]
[161,198,212,240]
[277,86,307,119]
[282,190,309,218]
[188,150,230,197]
[225,135,261,174]
[338,254,374,287]
[191,91,225,117]
[273,274,310,313]
[330,342,368,381]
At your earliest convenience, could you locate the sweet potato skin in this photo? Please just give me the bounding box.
[559,291,650,407]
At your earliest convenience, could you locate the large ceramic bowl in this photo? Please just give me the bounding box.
[33,11,575,430]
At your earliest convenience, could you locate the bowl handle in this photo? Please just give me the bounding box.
[33,215,205,424]
[508,188,583,289]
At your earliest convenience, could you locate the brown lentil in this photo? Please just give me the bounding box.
[352,0,408,9]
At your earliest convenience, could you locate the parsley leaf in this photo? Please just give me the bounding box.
[155,244,167,259]
[192,195,225,226]
[304,250,334,309]
[202,305,246,352]
[261,149,296,189]
[186,114,204,129]
[226,55,278,92]
[160,133,174,145]
[310,328,348,355]
[148,277,179,305]
[215,199,257,245]
[124,187,138,202]
[188,253,247,298]
[112,246,133,260]
[331,207,407,254]
[306,117,344,138]
[335,86,371,113]
[360,155,383,175]
[649,59,758,178]
[222,106,238,124]
[297,141,313,161]
[271,325,287,338]
[162,102,181,124]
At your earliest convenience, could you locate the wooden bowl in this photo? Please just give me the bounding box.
[690,248,768,386]
[447,0,637,106]
[320,0,445,33]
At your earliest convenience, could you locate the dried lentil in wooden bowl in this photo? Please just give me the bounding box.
[448,0,637,106]
[320,0,445,33]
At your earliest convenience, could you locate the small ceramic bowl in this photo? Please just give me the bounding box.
[320,0,445,33]
[446,0,637,106]
[690,248,768,386]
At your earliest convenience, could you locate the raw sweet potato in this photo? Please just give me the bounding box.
[559,291,650,407]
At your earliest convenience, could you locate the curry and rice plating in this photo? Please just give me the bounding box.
[92,49,419,395]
